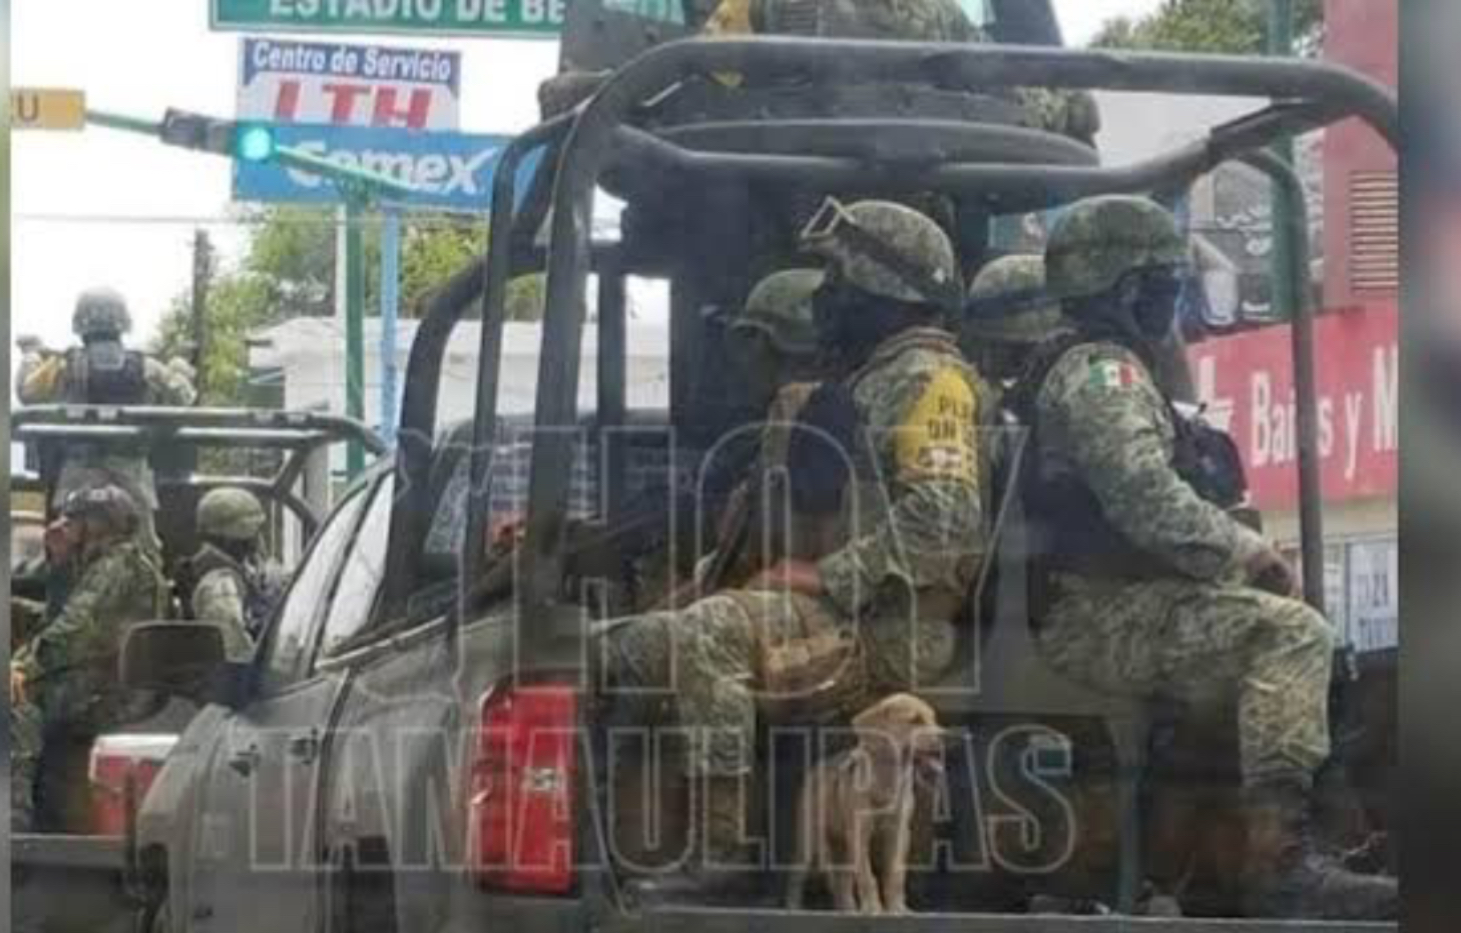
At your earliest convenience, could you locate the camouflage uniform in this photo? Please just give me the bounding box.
[725,267,824,414]
[16,290,196,550]
[1029,340,1333,783]
[1026,196,1394,920]
[606,201,986,780]
[608,326,982,778]
[11,488,168,831]
[185,488,279,661]
[962,253,1069,385]
[187,545,268,663]
[702,0,1099,142]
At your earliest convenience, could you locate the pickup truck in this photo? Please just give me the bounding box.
[113,22,1398,933]
[10,406,385,933]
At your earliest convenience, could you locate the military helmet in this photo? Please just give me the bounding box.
[72,287,132,339]
[800,198,962,307]
[964,255,1065,345]
[1045,196,1189,302]
[197,487,267,542]
[61,483,140,533]
[731,268,823,356]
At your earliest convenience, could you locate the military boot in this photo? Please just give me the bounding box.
[629,774,761,906]
[1241,778,1398,920]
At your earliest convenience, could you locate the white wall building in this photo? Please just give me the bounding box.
[249,315,671,469]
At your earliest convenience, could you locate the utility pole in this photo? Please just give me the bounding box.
[190,229,213,399]
[1268,0,1299,320]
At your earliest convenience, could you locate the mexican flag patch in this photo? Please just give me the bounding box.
[1089,360,1140,390]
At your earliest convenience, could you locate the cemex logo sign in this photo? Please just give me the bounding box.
[238,37,460,130]
[233,123,537,210]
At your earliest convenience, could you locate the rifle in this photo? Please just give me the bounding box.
[468,484,731,609]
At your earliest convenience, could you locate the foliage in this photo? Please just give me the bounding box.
[1091,0,1323,55]
[151,207,538,408]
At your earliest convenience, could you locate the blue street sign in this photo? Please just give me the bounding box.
[233,123,539,211]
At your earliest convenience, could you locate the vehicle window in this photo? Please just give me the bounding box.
[318,476,394,656]
[257,484,370,693]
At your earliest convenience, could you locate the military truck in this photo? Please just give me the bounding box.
[10,405,385,933]
[111,11,1398,933]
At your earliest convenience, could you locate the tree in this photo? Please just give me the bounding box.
[1091,0,1323,55]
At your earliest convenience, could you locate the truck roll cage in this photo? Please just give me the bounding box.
[375,38,1397,663]
[12,405,387,535]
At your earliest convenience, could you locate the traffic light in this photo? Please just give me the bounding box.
[233,122,276,163]
[158,109,275,163]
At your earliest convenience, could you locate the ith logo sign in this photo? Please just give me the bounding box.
[272,82,439,129]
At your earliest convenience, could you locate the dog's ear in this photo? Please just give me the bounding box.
[851,697,906,773]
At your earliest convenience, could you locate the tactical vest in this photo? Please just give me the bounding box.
[64,345,149,405]
[183,544,280,639]
[711,382,852,589]
[1008,335,1249,577]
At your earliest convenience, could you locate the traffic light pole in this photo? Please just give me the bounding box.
[345,191,368,479]
[380,207,402,447]
[1267,0,1298,320]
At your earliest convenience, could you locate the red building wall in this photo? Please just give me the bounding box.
[1322,0,1398,310]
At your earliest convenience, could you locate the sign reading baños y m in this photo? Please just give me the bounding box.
[233,124,537,211]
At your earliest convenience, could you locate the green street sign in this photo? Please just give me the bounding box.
[210,0,565,39]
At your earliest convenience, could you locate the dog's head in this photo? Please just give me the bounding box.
[852,692,945,780]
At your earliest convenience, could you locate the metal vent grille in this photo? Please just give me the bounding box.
[1349,171,1398,293]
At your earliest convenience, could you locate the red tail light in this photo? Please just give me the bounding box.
[468,682,578,894]
[88,734,177,836]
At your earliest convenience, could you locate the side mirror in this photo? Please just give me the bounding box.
[120,622,230,703]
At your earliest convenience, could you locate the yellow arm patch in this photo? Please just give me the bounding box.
[703,0,753,87]
[894,367,979,483]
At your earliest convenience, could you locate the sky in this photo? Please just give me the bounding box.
[10,0,1163,354]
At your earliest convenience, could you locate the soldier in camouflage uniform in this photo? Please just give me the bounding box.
[16,288,198,551]
[184,487,285,662]
[1017,195,1396,920]
[961,253,1069,386]
[603,199,987,904]
[725,267,824,413]
[699,0,1099,144]
[10,485,168,831]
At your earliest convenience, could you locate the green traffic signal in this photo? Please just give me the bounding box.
[233,122,275,163]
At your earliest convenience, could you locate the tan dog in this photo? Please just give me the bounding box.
[785,693,944,913]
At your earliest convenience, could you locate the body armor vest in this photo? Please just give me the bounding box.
[65,345,148,405]
[1009,336,1249,576]
[183,544,280,639]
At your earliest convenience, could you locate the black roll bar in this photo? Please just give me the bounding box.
[516,37,1399,631]
[380,258,488,619]
[608,100,1341,212]
[460,116,575,607]
[1242,150,1326,613]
